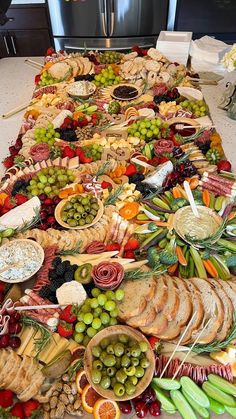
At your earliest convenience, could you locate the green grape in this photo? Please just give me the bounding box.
[105,300,116,312]
[105,290,115,300]
[98,294,107,306]
[83,313,93,325]
[73,332,84,343]
[87,327,96,338]
[75,322,86,333]
[91,288,101,297]
[92,318,102,330]
[90,298,99,309]
[100,312,110,325]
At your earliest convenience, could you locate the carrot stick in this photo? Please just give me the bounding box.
[172,187,182,199]
[176,245,187,266]
[134,220,169,226]
[228,211,236,221]
[202,189,210,207]
[202,259,219,278]
[167,263,178,274]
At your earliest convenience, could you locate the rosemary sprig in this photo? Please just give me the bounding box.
[124,266,167,281]
[16,208,41,233]
[181,128,206,144]
[95,161,111,178]
[59,240,82,256]
[21,315,51,358]
[191,312,236,354]
[104,185,125,206]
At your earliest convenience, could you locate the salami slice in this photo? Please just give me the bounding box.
[29,144,50,162]
[91,261,124,290]
[154,139,174,156]
[86,241,106,254]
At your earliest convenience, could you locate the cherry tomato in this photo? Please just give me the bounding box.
[135,401,149,418]
[149,401,161,417]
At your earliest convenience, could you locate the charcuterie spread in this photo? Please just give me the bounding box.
[1,45,236,419]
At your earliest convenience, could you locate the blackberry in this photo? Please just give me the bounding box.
[49,294,58,304]
[64,270,74,282]
[49,270,58,281]
[52,257,61,268]
[49,282,59,292]
[55,128,77,142]
[71,264,79,272]
[12,179,29,196]
[39,285,52,299]
[55,263,66,276]
[195,139,211,154]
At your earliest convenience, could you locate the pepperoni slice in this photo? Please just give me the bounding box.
[91,261,124,290]
[154,139,174,156]
[29,143,50,162]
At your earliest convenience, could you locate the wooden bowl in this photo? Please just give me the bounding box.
[84,325,155,401]
[0,239,44,283]
[173,205,223,247]
[55,193,104,230]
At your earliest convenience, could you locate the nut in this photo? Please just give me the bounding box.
[71,382,78,395]
[62,374,70,382]
[50,396,58,409]
[43,403,50,412]
[63,383,72,394]
[68,393,76,404]
[52,390,59,397]
[55,382,63,391]
[55,401,65,418]
[74,399,82,410]
[43,412,50,419]
[59,393,69,405]
[49,409,56,419]
[66,404,76,414]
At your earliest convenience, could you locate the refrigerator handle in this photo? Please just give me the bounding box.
[100,0,108,37]
[109,0,115,36]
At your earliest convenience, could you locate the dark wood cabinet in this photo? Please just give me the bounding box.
[0,4,52,58]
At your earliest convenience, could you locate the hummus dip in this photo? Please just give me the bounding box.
[174,205,223,241]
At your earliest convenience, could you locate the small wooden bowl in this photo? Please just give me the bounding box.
[84,325,155,401]
[55,193,104,230]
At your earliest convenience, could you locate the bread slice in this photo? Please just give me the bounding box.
[218,279,236,307]
[117,275,156,321]
[157,277,193,341]
[152,275,168,313]
[190,277,224,344]
[206,278,233,342]
[176,280,204,345]
[140,274,179,336]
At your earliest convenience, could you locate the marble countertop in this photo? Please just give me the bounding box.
[0,56,235,419]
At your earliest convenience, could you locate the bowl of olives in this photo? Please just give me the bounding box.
[84,325,155,401]
[55,193,104,229]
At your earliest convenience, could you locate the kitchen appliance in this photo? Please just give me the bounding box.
[48,0,169,52]
[168,0,236,43]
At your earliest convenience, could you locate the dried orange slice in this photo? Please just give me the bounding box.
[119,202,140,220]
[76,370,89,395]
[93,399,120,419]
[81,383,100,413]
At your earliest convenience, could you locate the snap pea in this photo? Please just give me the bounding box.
[152,377,181,391]
[182,388,210,418]
[180,377,210,408]
[202,381,236,407]
[170,389,197,419]
[208,397,225,415]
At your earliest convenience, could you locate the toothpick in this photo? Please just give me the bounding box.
[24,58,43,69]
[15,304,65,311]
[160,311,197,378]
[171,318,212,380]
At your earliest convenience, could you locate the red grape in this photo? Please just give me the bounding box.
[119,401,132,414]
[0,291,4,304]
[9,336,21,349]
[135,401,149,418]
[142,387,156,404]
[9,312,21,324]
[149,401,161,416]
[0,334,10,348]
[9,322,22,335]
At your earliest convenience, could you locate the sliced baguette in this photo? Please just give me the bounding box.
[157,277,193,341]
[117,275,156,320]
[206,277,233,342]
[190,277,224,344]
[152,275,168,313]
[218,279,236,307]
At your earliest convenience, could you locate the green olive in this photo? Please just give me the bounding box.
[106,344,114,354]
[115,369,127,384]
[121,355,131,368]
[110,377,117,388]
[67,210,75,218]
[92,346,102,358]
[91,369,102,384]
[81,212,87,219]
[115,357,121,369]
[79,218,86,226]
[100,376,111,389]
[131,357,139,367]
[103,355,116,367]
[131,345,141,358]
[84,205,91,212]
[125,382,136,396]
[107,367,116,377]
[140,357,150,369]
[67,219,77,227]
[81,197,89,205]
[124,366,136,376]
[93,360,103,371]
[76,205,84,214]
[139,341,148,352]
[74,213,81,220]
[100,351,108,363]
[125,348,131,357]
[127,376,138,386]
[91,203,99,210]
[135,366,145,378]
[114,343,124,357]
[70,197,77,204]
[113,382,125,397]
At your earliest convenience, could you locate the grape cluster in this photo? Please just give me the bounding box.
[38,70,58,87]
[127,118,165,141]
[0,311,22,349]
[75,74,95,82]
[83,144,103,161]
[55,128,77,142]
[163,161,197,189]
[180,99,209,117]
[74,287,124,347]
[100,51,122,64]
[34,123,60,146]
[26,167,75,198]
[154,88,180,104]
[94,66,121,87]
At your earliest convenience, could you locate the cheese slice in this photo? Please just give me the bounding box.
[142,161,173,187]
[38,332,62,363]
[17,326,35,356]
[0,197,41,230]
[44,339,70,364]
[23,330,42,357]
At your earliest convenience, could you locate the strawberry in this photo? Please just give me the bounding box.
[3,156,14,169]
[125,164,137,177]
[148,156,160,167]
[15,138,23,150]
[3,196,15,210]
[34,74,41,85]
[101,181,112,190]
[0,389,14,408]
[124,238,140,251]
[15,194,28,206]
[46,47,55,56]
[11,402,24,419]
[57,321,74,338]
[123,250,135,259]
[9,146,18,156]
[63,146,76,158]
[148,336,161,353]
[79,119,89,127]
[22,399,41,418]
[158,156,169,164]
[105,243,120,251]
[60,305,77,323]
[217,160,232,172]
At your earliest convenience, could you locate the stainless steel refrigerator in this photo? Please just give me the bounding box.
[48,0,169,52]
